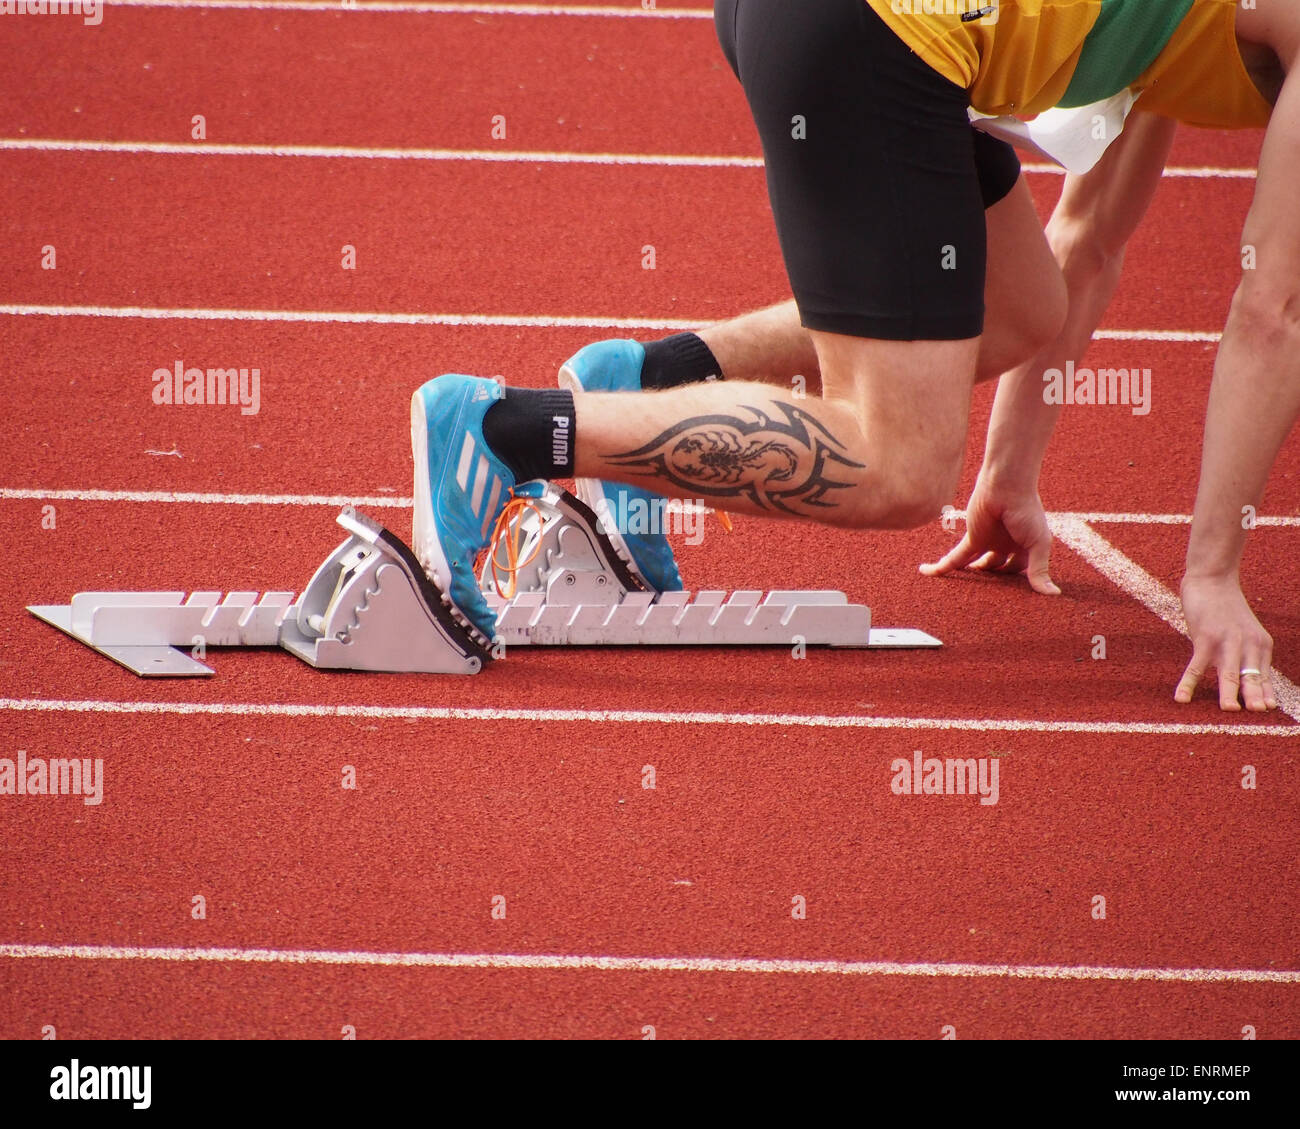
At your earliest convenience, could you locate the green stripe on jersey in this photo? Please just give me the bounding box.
[1059,0,1195,108]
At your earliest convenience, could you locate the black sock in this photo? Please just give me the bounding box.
[481,387,576,482]
[640,332,724,389]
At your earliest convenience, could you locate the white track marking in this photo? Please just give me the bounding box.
[0,303,703,332]
[106,0,712,16]
[0,303,1225,342]
[965,510,1300,527]
[0,140,1255,180]
[0,698,1292,736]
[0,138,764,168]
[1050,512,1196,525]
[1052,517,1186,626]
[0,487,409,507]
[9,490,1300,530]
[1024,163,1255,179]
[1093,328,1221,343]
[1052,517,1300,719]
[0,942,1294,982]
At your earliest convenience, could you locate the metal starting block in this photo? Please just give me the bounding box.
[28,487,939,678]
[480,484,940,651]
[29,507,489,677]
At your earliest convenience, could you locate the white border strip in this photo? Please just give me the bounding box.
[0,303,1221,341]
[1,942,1294,982]
[8,490,1300,529]
[970,510,1300,528]
[105,0,713,16]
[1052,517,1300,719]
[0,138,763,169]
[1,487,411,507]
[1025,163,1256,180]
[0,303,702,332]
[1094,328,1221,343]
[0,140,1254,180]
[1058,512,1195,525]
[0,697,1292,736]
[1052,517,1187,626]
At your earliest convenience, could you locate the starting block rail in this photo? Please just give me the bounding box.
[28,488,940,677]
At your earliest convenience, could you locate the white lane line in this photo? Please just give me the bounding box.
[0,138,764,168]
[0,487,410,507]
[1052,517,1186,624]
[1025,164,1256,180]
[0,493,1211,523]
[0,303,1226,342]
[0,698,1292,736]
[989,512,1300,528]
[1052,512,1197,526]
[0,303,703,332]
[105,0,713,16]
[0,942,1294,982]
[15,489,1300,543]
[8,490,1300,530]
[0,140,1254,179]
[1094,328,1221,343]
[1051,517,1300,720]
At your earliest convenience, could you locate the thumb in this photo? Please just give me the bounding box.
[1024,531,1060,595]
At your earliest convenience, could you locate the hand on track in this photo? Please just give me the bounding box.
[1176,575,1277,711]
[919,477,1060,596]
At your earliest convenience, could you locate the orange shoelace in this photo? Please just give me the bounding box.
[488,491,734,599]
[487,490,547,599]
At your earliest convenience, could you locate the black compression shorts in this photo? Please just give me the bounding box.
[714,0,1022,341]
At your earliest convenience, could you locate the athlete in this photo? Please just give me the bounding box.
[411,0,1296,711]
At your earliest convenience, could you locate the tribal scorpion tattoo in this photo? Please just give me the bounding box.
[604,402,865,514]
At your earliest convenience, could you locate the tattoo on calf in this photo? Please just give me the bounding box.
[604,401,865,514]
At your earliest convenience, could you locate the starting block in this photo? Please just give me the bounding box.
[28,486,939,677]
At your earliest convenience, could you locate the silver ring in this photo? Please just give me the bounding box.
[1240,668,1263,677]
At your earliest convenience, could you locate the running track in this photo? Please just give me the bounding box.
[0,1,1297,1039]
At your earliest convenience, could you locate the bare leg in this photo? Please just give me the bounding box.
[574,336,979,531]
[691,178,1063,396]
[571,177,1063,532]
[699,301,821,389]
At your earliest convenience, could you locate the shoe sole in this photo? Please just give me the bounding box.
[409,388,492,648]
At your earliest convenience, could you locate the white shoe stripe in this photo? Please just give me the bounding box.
[470,454,489,514]
[480,476,503,538]
[455,433,475,493]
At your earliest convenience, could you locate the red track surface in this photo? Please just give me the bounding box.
[1,2,1297,1039]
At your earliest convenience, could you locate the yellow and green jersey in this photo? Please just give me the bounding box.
[869,0,1271,128]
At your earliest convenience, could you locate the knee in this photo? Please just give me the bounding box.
[883,469,960,530]
[838,449,962,531]
[876,488,951,531]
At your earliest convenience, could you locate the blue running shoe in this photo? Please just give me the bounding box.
[410,374,517,645]
[558,340,684,592]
